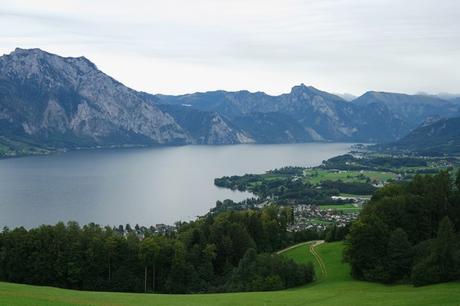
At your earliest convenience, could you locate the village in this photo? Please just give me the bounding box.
[287,203,361,232]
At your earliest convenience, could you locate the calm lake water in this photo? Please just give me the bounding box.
[0,143,352,228]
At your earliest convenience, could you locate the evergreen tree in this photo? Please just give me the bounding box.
[139,237,159,292]
[386,228,413,282]
[456,169,460,190]
[434,217,460,282]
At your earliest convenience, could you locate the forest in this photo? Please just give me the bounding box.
[345,170,460,286]
[321,154,429,171]
[0,206,314,293]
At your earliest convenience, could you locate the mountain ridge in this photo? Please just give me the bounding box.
[379,116,460,155]
[1,48,459,154]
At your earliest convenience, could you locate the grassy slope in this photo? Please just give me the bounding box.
[1,242,459,306]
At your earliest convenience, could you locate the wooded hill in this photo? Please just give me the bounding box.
[345,170,460,285]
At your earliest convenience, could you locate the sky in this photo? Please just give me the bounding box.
[0,0,459,96]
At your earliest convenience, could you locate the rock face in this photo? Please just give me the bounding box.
[156,84,460,143]
[155,85,407,143]
[157,104,253,145]
[0,48,194,148]
[1,48,459,150]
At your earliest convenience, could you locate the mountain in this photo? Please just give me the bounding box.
[0,48,192,148]
[418,92,460,101]
[155,85,410,142]
[0,48,254,151]
[157,104,253,144]
[1,48,459,153]
[334,93,357,101]
[353,91,459,129]
[380,116,460,155]
[232,112,314,143]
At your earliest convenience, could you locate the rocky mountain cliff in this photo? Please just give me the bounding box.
[0,48,252,150]
[156,84,460,143]
[1,48,458,153]
[157,104,252,145]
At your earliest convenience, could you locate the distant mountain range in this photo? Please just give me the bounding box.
[0,48,459,155]
[154,85,459,144]
[379,116,460,155]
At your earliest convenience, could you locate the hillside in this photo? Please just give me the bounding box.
[0,48,251,150]
[1,242,459,306]
[156,85,460,143]
[157,104,253,144]
[1,48,459,153]
[156,85,409,142]
[0,48,192,148]
[380,116,460,155]
[353,91,459,128]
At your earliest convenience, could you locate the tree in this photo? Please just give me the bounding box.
[434,217,459,281]
[411,255,441,287]
[229,248,258,291]
[0,206,315,294]
[386,228,413,282]
[105,236,118,282]
[344,215,390,282]
[325,225,337,242]
[411,217,460,286]
[166,241,194,293]
[456,169,460,190]
[139,238,159,292]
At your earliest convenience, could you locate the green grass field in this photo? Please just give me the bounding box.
[1,242,459,306]
[303,169,395,185]
[319,204,361,213]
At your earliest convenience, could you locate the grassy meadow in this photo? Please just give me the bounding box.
[1,242,459,306]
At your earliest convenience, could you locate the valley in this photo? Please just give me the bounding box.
[2,1,460,305]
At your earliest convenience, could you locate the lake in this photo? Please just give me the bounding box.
[0,143,352,228]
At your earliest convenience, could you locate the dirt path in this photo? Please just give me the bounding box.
[277,240,327,281]
[310,240,327,280]
[276,241,311,255]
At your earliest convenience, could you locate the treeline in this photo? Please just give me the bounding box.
[321,180,377,195]
[345,170,460,286]
[322,154,428,171]
[0,207,314,293]
[210,198,260,214]
[267,167,304,176]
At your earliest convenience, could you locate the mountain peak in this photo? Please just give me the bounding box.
[12,47,46,54]
[289,84,346,103]
[5,47,98,71]
[290,83,318,94]
[0,48,192,148]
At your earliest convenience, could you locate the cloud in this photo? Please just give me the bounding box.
[0,0,459,95]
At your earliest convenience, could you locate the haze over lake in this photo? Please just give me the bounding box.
[0,143,351,228]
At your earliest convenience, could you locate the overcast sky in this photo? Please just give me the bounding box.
[0,0,459,96]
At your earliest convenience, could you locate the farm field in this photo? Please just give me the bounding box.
[318,204,361,213]
[303,169,396,185]
[1,242,459,306]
